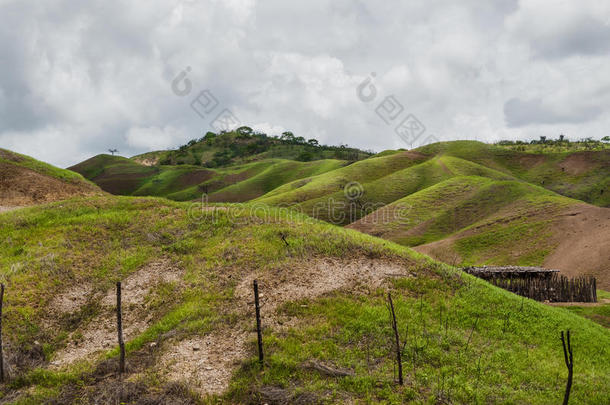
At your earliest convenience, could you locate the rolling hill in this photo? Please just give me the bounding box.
[69,154,348,202]
[0,148,101,209]
[347,176,610,288]
[68,139,610,287]
[0,196,608,403]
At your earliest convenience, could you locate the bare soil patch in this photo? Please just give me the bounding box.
[517,154,546,169]
[414,203,610,289]
[176,169,215,188]
[51,259,183,368]
[543,204,610,289]
[94,171,151,195]
[0,162,99,207]
[158,257,410,396]
[558,151,605,175]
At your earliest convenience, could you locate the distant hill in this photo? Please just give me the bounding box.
[69,154,348,202]
[131,128,371,167]
[0,148,101,208]
[70,129,371,200]
[69,138,609,285]
[418,141,610,207]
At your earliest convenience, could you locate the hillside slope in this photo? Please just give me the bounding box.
[130,129,371,167]
[0,148,101,208]
[348,175,610,288]
[69,155,347,202]
[67,140,609,288]
[71,140,609,209]
[0,196,608,404]
[417,141,610,207]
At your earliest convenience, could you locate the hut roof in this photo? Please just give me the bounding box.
[463,265,559,276]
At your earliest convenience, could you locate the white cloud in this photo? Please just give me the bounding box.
[126,125,189,151]
[0,0,609,167]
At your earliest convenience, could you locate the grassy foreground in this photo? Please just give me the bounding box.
[0,196,608,404]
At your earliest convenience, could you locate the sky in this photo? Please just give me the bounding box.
[1,0,609,168]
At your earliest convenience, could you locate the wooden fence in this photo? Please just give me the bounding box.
[489,274,597,302]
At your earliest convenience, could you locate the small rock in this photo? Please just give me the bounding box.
[192,346,201,351]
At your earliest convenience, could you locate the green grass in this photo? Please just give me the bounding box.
[256,150,428,206]
[415,141,610,207]
[0,196,608,403]
[560,290,610,328]
[70,155,347,203]
[227,276,610,404]
[347,174,581,267]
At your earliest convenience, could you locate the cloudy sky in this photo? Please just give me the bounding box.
[1,0,609,167]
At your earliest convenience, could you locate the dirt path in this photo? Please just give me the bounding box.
[50,260,182,368]
[158,257,410,396]
[546,299,610,307]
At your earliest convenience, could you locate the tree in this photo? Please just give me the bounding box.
[280,131,295,143]
[296,150,313,161]
[108,148,119,155]
[236,126,253,137]
[602,136,610,143]
[307,138,319,147]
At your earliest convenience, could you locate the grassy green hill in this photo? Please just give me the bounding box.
[131,128,371,167]
[0,148,100,207]
[69,155,348,202]
[0,196,608,404]
[71,138,609,209]
[418,141,610,207]
[69,139,609,287]
[348,176,578,264]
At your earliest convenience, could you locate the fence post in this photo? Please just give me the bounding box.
[116,282,125,374]
[253,280,263,365]
[561,330,573,405]
[0,283,4,383]
[387,293,403,385]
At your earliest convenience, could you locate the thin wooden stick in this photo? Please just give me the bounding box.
[388,293,403,385]
[0,283,4,383]
[561,330,573,405]
[253,280,263,365]
[116,282,125,374]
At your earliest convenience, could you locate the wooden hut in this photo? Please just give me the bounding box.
[463,265,559,280]
[463,266,597,303]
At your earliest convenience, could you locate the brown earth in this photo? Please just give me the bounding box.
[543,204,610,289]
[92,171,151,195]
[176,169,215,188]
[0,162,100,207]
[157,257,411,396]
[132,156,161,166]
[50,259,183,368]
[414,204,610,290]
[558,151,608,175]
[517,154,546,169]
